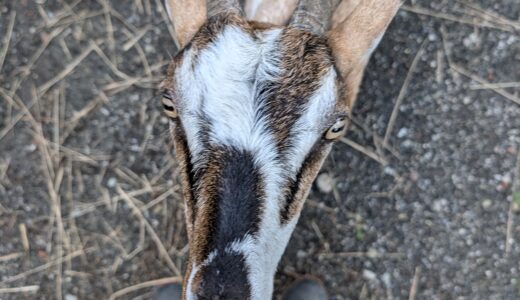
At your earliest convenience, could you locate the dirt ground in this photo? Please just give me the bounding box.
[0,0,519,299]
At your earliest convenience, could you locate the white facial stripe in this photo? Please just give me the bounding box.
[175,49,205,163]
[285,68,337,174]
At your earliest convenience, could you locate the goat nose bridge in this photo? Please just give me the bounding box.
[193,252,252,299]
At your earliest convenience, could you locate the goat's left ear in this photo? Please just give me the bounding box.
[327,0,400,108]
[165,0,207,49]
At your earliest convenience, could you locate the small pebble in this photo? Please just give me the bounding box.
[107,177,117,188]
[481,199,492,210]
[316,173,334,194]
[397,127,409,138]
[362,269,377,281]
[25,144,37,152]
[512,201,519,213]
[65,295,78,300]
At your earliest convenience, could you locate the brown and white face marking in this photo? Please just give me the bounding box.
[161,0,399,299]
[163,14,346,299]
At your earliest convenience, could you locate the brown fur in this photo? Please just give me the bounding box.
[190,13,248,52]
[189,147,225,264]
[330,0,360,27]
[165,0,207,49]
[327,0,400,108]
[280,141,332,222]
[171,125,196,238]
[266,28,335,150]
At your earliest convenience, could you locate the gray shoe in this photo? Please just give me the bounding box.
[282,277,328,300]
[154,283,183,300]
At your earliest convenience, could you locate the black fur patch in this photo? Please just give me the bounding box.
[210,147,263,250]
[196,253,251,299]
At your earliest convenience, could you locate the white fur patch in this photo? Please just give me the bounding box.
[285,68,337,174]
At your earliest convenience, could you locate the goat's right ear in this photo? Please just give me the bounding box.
[328,0,400,108]
[165,0,207,49]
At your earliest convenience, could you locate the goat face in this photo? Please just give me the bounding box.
[162,0,400,298]
[162,14,347,300]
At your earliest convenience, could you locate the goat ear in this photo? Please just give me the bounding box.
[328,0,400,108]
[165,0,207,49]
[245,0,299,25]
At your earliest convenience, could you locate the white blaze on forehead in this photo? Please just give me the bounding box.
[175,26,284,166]
[174,24,339,299]
[286,68,337,174]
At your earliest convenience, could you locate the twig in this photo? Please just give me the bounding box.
[22,86,66,300]
[457,0,520,30]
[348,116,402,160]
[1,249,92,284]
[408,266,421,300]
[319,251,403,259]
[470,82,520,90]
[0,253,23,262]
[37,42,97,96]
[67,185,166,218]
[99,0,116,61]
[141,189,176,212]
[108,277,182,300]
[340,138,388,165]
[0,11,16,73]
[0,285,40,294]
[18,224,30,252]
[153,0,180,49]
[506,151,520,255]
[123,25,152,51]
[0,91,40,143]
[12,26,65,87]
[451,64,520,106]
[91,42,132,80]
[383,40,427,146]
[116,186,181,276]
[401,5,514,32]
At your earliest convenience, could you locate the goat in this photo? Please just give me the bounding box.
[160,0,400,299]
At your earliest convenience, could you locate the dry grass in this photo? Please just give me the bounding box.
[0,1,181,298]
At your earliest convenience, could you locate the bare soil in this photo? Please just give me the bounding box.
[0,0,519,299]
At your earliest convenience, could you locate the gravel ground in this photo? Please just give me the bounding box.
[1,1,519,299]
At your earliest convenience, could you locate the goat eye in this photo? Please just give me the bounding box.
[162,96,178,119]
[325,117,347,140]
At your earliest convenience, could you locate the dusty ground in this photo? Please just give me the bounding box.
[0,0,519,299]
